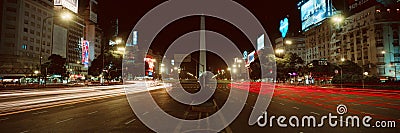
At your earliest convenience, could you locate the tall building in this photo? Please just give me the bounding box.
[80,0,102,64]
[334,5,400,80]
[302,2,400,81]
[0,0,54,78]
[275,36,307,63]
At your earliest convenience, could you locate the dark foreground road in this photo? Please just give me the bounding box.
[0,82,398,132]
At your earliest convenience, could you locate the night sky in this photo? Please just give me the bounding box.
[97,0,302,71]
[98,0,302,47]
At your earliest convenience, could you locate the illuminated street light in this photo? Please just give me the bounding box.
[341,58,346,62]
[285,40,293,45]
[381,51,386,54]
[34,70,39,75]
[115,38,123,44]
[275,49,285,56]
[232,68,237,74]
[227,68,231,71]
[117,47,126,52]
[61,12,73,20]
[364,72,369,76]
[332,15,344,24]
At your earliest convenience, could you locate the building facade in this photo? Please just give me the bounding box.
[275,36,307,63]
[0,0,54,78]
[303,4,400,80]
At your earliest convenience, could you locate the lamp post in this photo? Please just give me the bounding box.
[275,49,284,57]
[382,51,397,81]
[331,14,368,88]
[38,12,72,86]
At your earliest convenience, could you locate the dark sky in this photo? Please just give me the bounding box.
[98,0,302,48]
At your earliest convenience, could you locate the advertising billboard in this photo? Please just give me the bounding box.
[126,31,138,46]
[248,51,256,64]
[298,0,333,31]
[82,40,89,68]
[257,34,265,51]
[54,0,79,13]
[52,25,67,58]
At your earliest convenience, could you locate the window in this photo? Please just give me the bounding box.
[378,68,385,74]
[7,0,17,4]
[36,47,39,51]
[6,15,16,21]
[24,20,28,24]
[6,7,17,13]
[29,46,33,50]
[5,33,15,38]
[23,36,28,41]
[6,24,16,30]
[22,44,27,50]
[30,38,34,42]
[25,3,30,8]
[31,14,35,19]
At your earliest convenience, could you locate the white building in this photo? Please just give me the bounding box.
[0,0,54,77]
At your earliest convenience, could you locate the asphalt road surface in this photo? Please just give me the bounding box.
[0,82,398,132]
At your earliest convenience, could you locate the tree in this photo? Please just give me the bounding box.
[41,54,67,76]
[332,61,379,84]
[304,60,337,83]
[88,50,123,81]
[275,53,304,82]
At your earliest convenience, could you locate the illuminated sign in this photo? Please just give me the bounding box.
[243,51,248,60]
[257,34,265,50]
[144,58,155,77]
[279,18,289,38]
[248,51,256,64]
[133,31,138,45]
[54,0,79,13]
[298,0,333,31]
[82,40,89,68]
[127,30,138,46]
[348,0,378,14]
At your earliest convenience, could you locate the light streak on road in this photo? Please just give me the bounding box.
[0,81,168,117]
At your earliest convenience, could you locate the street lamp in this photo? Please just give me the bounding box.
[275,49,285,57]
[285,40,293,45]
[38,12,72,85]
[381,50,397,81]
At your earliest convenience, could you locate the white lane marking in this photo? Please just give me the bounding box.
[279,103,285,106]
[56,118,73,124]
[20,130,29,133]
[87,111,98,115]
[361,112,375,115]
[0,117,9,121]
[63,106,75,109]
[292,107,300,110]
[271,101,275,103]
[125,119,136,125]
[352,103,360,106]
[376,107,388,110]
[142,112,149,115]
[32,111,48,115]
[310,112,320,116]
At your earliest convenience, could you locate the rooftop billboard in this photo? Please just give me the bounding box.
[54,0,79,13]
[298,0,334,31]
